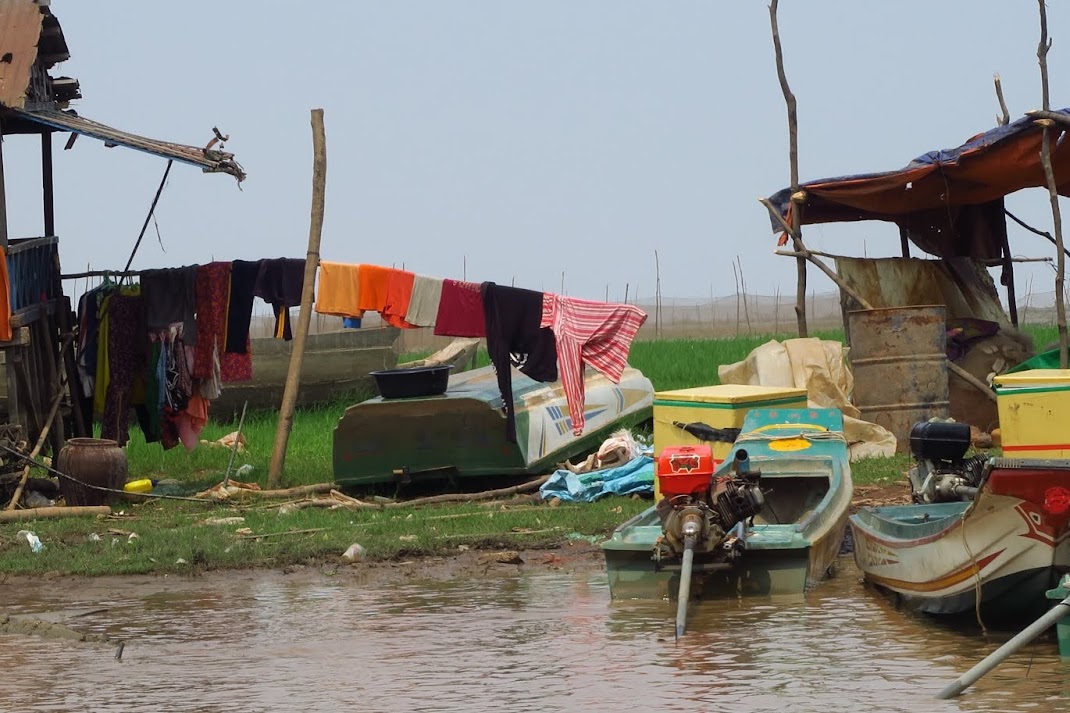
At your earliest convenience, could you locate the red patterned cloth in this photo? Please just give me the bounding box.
[540,294,647,435]
[195,262,253,383]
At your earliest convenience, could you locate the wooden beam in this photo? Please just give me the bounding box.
[268,108,327,488]
[1036,0,1068,368]
[41,131,54,237]
[0,131,8,249]
[768,0,807,338]
[899,226,911,257]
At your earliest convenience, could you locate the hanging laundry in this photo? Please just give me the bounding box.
[225,259,260,354]
[540,294,647,436]
[315,261,363,318]
[342,316,362,329]
[481,283,558,443]
[254,258,306,340]
[77,280,116,405]
[195,262,252,383]
[433,279,486,338]
[141,266,198,344]
[0,246,11,343]
[93,292,113,416]
[355,264,392,312]
[101,289,147,446]
[381,269,416,328]
[177,393,210,451]
[404,274,444,327]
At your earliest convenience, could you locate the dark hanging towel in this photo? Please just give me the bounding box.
[480,282,558,443]
[253,258,306,340]
[225,259,260,353]
[101,292,147,446]
[141,266,199,344]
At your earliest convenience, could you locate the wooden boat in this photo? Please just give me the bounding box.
[602,407,853,601]
[850,454,1070,624]
[333,365,654,488]
[211,327,400,418]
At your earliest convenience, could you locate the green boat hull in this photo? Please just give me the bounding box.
[602,407,852,600]
[333,365,654,487]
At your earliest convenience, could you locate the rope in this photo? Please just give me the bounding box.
[733,430,848,446]
[959,507,988,636]
[0,444,225,506]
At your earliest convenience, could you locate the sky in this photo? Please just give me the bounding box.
[6,1,1070,305]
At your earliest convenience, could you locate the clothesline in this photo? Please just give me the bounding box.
[65,257,649,448]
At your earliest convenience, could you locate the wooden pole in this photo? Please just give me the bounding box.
[0,131,8,249]
[769,0,807,337]
[5,337,71,510]
[268,108,327,488]
[1036,0,1068,368]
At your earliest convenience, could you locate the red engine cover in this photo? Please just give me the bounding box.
[657,445,717,498]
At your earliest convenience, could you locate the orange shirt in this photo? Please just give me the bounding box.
[356,264,392,312]
[382,270,416,328]
[315,261,363,318]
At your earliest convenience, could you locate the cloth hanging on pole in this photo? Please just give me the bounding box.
[540,294,647,436]
[225,259,259,353]
[405,275,443,327]
[253,258,305,340]
[481,282,557,443]
[434,279,486,338]
[315,261,363,318]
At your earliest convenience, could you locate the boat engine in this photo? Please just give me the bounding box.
[907,421,988,504]
[655,447,765,561]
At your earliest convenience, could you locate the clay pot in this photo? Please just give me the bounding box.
[56,438,128,506]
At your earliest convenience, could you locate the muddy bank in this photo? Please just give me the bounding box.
[0,612,118,645]
[0,539,607,590]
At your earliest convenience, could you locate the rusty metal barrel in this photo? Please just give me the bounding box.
[847,306,950,453]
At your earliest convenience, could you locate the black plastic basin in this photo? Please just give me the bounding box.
[369,365,452,399]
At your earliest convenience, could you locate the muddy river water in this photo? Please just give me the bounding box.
[0,555,1067,712]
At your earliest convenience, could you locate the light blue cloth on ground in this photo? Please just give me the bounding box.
[539,456,654,503]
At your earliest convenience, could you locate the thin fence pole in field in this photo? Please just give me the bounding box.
[606,284,609,302]
[775,287,781,333]
[654,250,662,339]
[561,271,565,295]
[625,283,630,304]
[732,260,741,337]
[736,256,752,334]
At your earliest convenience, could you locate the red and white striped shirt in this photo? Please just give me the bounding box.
[541,294,647,435]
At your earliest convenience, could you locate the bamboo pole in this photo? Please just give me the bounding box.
[769,0,807,337]
[268,108,327,488]
[1036,0,1068,368]
[0,505,110,523]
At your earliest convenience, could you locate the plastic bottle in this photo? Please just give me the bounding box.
[123,479,153,494]
[16,530,44,553]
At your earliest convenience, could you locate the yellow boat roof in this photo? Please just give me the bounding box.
[654,384,807,404]
[993,368,1070,387]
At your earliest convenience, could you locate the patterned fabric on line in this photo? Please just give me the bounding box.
[195,262,252,383]
[540,294,647,436]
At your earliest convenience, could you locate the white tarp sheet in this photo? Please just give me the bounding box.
[718,338,897,461]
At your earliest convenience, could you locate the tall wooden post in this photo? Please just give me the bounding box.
[42,131,54,237]
[268,108,327,487]
[769,0,808,337]
[1036,0,1068,368]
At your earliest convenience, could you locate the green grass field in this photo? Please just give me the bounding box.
[119,324,1058,489]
